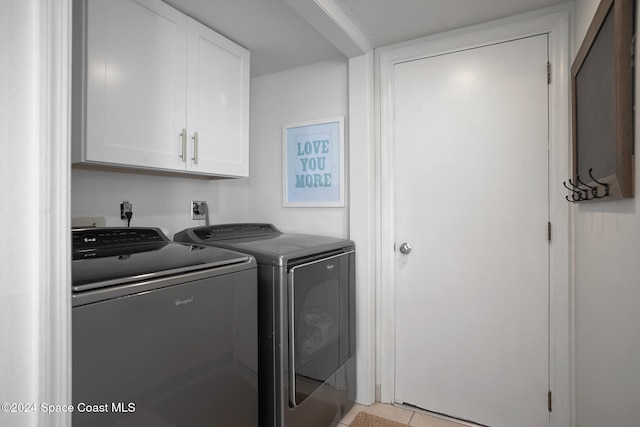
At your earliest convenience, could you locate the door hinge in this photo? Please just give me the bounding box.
[632,35,636,68]
[547,61,551,84]
[548,390,553,412]
[547,221,552,242]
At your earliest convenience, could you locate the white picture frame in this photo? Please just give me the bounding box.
[283,117,345,207]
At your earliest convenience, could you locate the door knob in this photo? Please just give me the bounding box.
[399,243,412,254]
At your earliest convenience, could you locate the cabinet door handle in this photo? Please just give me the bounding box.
[192,132,198,165]
[179,129,187,162]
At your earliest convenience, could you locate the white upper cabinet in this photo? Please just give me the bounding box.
[186,18,250,177]
[73,0,250,177]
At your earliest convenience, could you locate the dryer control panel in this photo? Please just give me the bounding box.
[190,223,281,242]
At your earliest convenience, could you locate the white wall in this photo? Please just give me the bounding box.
[0,3,42,422]
[72,58,349,239]
[572,1,640,426]
[247,58,349,238]
[1,1,72,426]
[72,168,250,237]
[348,53,376,405]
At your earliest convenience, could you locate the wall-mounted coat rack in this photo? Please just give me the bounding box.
[570,0,634,202]
[563,168,610,202]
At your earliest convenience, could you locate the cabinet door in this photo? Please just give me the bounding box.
[186,18,250,177]
[85,0,188,170]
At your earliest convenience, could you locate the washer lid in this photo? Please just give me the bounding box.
[72,228,251,291]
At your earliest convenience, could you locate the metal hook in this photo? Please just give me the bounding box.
[562,180,578,201]
[563,180,585,202]
[570,179,589,200]
[577,175,598,199]
[563,169,611,203]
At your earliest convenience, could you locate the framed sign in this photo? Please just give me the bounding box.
[570,0,634,201]
[283,117,344,207]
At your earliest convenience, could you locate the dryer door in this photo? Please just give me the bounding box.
[287,250,355,407]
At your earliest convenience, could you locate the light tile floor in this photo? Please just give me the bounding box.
[338,403,481,427]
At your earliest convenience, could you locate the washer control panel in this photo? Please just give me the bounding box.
[72,227,168,250]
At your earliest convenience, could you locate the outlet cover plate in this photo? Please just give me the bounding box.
[191,201,206,220]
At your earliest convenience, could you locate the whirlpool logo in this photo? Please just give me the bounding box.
[327,264,335,270]
[174,296,194,307]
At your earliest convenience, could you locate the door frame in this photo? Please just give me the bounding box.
[375,5,572,426]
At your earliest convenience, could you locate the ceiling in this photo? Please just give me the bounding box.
[165,0,568,78]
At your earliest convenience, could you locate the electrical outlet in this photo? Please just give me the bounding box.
[120,201,132,220]
[191,201,206,220]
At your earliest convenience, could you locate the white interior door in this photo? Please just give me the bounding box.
[394,35,550,427]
